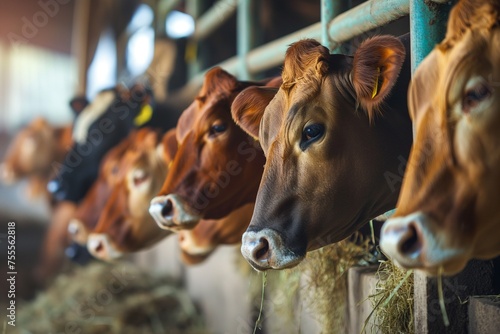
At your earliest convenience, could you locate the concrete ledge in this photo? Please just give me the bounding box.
[347,265,379,334]
[469,296,500,334]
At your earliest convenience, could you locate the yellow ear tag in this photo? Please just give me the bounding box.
[134,104,153,126]
[372,67,381,99]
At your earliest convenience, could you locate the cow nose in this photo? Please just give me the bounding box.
[68,219,89,245]
[0,163,15,183]
[380,213,425,268]
[88,236,105,256]
[241,230,276,270]
[150,194,201,230]
[252,237,270,262]
[161,198,174,218]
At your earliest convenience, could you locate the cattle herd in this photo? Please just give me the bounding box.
[1,0,499,291]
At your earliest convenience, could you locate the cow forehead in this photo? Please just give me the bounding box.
[260,73,338,154]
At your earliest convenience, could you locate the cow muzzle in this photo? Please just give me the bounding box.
[380,212,466,275]
[241,229,304,271]
[149,194,201,231]
[87,233,123,261]
[68,219,90,245]
[0,163,16,184]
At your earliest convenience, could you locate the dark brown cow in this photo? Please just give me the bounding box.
[87,128,176,261]
[149,67,280,230]
[380,0,500,276]
[68,132,137,245]
[178,203,254,265]
[1,117,72,199]
[232,36,412,270]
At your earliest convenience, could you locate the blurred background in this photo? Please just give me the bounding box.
[0,1,408,333]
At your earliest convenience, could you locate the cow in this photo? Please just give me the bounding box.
[68,131,139,245]
[178,203,254,265]
[86,128,177,261]
[232,36,413,270]
[149,67,281,230]
[0,117,72,201]
[49,84,179,204]
[380,0,500,276]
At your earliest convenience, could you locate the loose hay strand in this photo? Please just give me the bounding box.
[369,260,414,334]
[253,271,267,334]
[437,266,450,327]
[301,234,373,333]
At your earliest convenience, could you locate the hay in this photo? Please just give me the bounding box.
[16,262,207,334]
[236,233,375,334]
[236,251,303,333]
[368,259,414,334]
[300,234,374,333]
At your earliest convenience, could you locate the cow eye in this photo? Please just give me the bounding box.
[300,124,325,150]
[210,122,227,136]
[462,83,491,113]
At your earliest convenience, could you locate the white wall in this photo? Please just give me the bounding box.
[0,42,77,133]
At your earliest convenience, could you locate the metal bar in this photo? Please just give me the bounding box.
[192,0,237,41]
[328,0,409,49]
[237,0,252,80]
[409,0,454,73]
[187,0,203,79]
[71,0,91,96]
[171,0,411,105]
[321,0,346,51]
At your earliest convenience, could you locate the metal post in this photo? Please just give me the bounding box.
[321,0,345,52]
[237,0,252,80]
[409,0,454,73]
[187,0,203,79]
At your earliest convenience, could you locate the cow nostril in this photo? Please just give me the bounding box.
[253,237,270,261]
[95,241,104,254]
[161,199,173,218]
[399,224,422,256]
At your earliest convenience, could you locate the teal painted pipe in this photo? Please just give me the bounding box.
[175,0,412,103]
[410,0,455,73]
[237,0,252,80]
[328,0,409,49]
[192,0,237,41]
[322,0,346,51]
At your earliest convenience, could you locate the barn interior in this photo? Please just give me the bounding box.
[0,0,499,333]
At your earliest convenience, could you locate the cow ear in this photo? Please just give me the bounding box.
[352,36,405,120]
[232,86,278,139]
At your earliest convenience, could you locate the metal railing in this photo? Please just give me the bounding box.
[158,0,453,106]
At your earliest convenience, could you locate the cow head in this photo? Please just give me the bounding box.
[381,0,500,276]
[178,203,254,265]
[233,37,412,270]
[1,118,70,185]
[48,86,152,203]
[68,133,135,245]
[149,67,271,230]
[87,128,176,261]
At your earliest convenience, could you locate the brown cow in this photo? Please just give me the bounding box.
[1,117,72,200]
[87,128,176,261]
[178,203,254,265]
[380,0,500,276]
[232,36,412,270]
[149,67,280,230]
[68,132,137,245]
